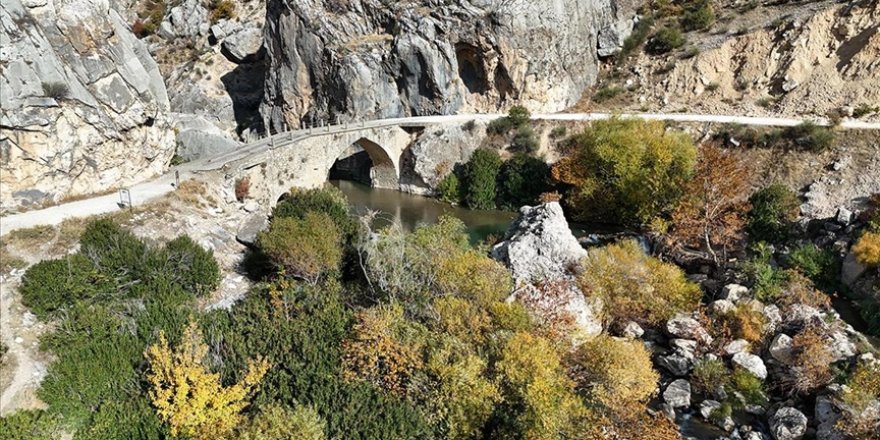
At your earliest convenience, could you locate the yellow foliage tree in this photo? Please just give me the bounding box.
[435,249,512,305]
[145,321,270,440]
[497,332,589,440]
[853,231,880,267]
[578,239,701,328]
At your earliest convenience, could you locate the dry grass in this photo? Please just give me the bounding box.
[173,179,216,208]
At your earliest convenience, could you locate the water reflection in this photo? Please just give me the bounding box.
[330,180,517,242]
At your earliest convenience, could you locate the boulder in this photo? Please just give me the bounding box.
[835,207,853,225]
[841,250,867,288]
[666,314,713,345]
[259,0,637,131]
[491,202,587,283]
[161,0,210,40]
[657,353,693,377]
[401,124,486,194]
[236,212,269,246]
[699,400,722,419]
[722,284,749,302]
[622,321,644,339]
[222,27,265,64]
[826,329,856,361]
[769,333,794,365]
[724,339,751,356]
[769,407,808,440]
[663,379,691,408]
[711,299,736,315]
[815,396,843,440]
[732,352,768,380]
[763,304,783,334]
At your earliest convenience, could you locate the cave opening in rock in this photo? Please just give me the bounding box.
[328,138,398,188]
[455,43,490,94]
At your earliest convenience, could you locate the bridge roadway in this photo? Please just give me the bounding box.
[2,112,879,235]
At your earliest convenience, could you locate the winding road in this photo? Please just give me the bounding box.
[2,112,878,236]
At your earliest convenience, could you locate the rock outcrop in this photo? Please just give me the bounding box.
[492,202,586,283]
[1,0,174,210]
[260,0,636,131]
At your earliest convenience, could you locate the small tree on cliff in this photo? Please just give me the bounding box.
[670,143,749,264]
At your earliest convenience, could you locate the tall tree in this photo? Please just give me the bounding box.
[670,143,750,264]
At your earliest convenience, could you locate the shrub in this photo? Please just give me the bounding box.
[720,304,766,343]
[837,362,880,439]
[41,82,69,99]
[19,254,109,318]
[852,104,880,119]
[570,335,658,417]
[740,243,789,302]
[747,184,799,243]
[853,231,880,267]
[552,117,696,225]
[423,342,500,440]
[681,1,715,31]
[691,359,729,395]
[145,321,270,440]
[437,173,461,204]
[236,404,327,440]
[0,410,62,439]
[788,243,840,291]
[273,186,353,236]
[341,305,425,395]
[510,125,539,154]
[549,126,567,139]
[79,218,149,279]
[578,239,701,328]
[435,249,512,306]
[783,326,834,394]
[495,332,586,439]
[776,270,830,309]
[646,26,685,54]
[727,368,767,407]
[507,105,531,127]
[235,177,250,202]
[497,153,551,209]
[463,149,503,210]
[258,212,343,284]
[620,16,654,57]
[209,0,235,23]
[593,86,625,103]
[163,235,221,296]
[782,122,835,152]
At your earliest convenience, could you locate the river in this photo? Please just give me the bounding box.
[330,180,518,242]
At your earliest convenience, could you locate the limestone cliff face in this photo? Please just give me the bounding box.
[260,0,635,132]
[0,0,174,210]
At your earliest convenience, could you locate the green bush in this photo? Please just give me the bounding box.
[273,186,353,236]
[0,410,62,440]
[646,27,685,54]
[487,106,531,135]
[79,219,149,280]
[788,244,840,291]
[163,236,221,296]
[727,368,767,407]
[463,149,503,210]
[691,359,729,395]
[782,122,835,152]
[510,125,539,154]
[259,212,343,284]
[205,283,432,440]
[593,86,625,103]
[497,154,551,209]
[748,184,800,243]
[549,126,567,139]
[620,16,654,57]
[437,173,462,205]
[741,243,788,302]
[552,117,696,225]
[41,82,69,100]
[19,254,110,319]
[236,404,326,440]
[681,1,715,31]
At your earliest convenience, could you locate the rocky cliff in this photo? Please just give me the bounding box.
[260,0,637,132]
[0,0,174,210]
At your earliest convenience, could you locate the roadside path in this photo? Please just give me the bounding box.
[3,112,878,235]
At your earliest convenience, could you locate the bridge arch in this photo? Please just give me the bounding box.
[328,137,399,189]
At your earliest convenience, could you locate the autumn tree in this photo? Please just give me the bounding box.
[552,117,696,225]
[145,321,270,440]
[670,143,750,264]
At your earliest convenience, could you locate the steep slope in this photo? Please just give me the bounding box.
[0,0,174,211]
[260,0,638,132]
